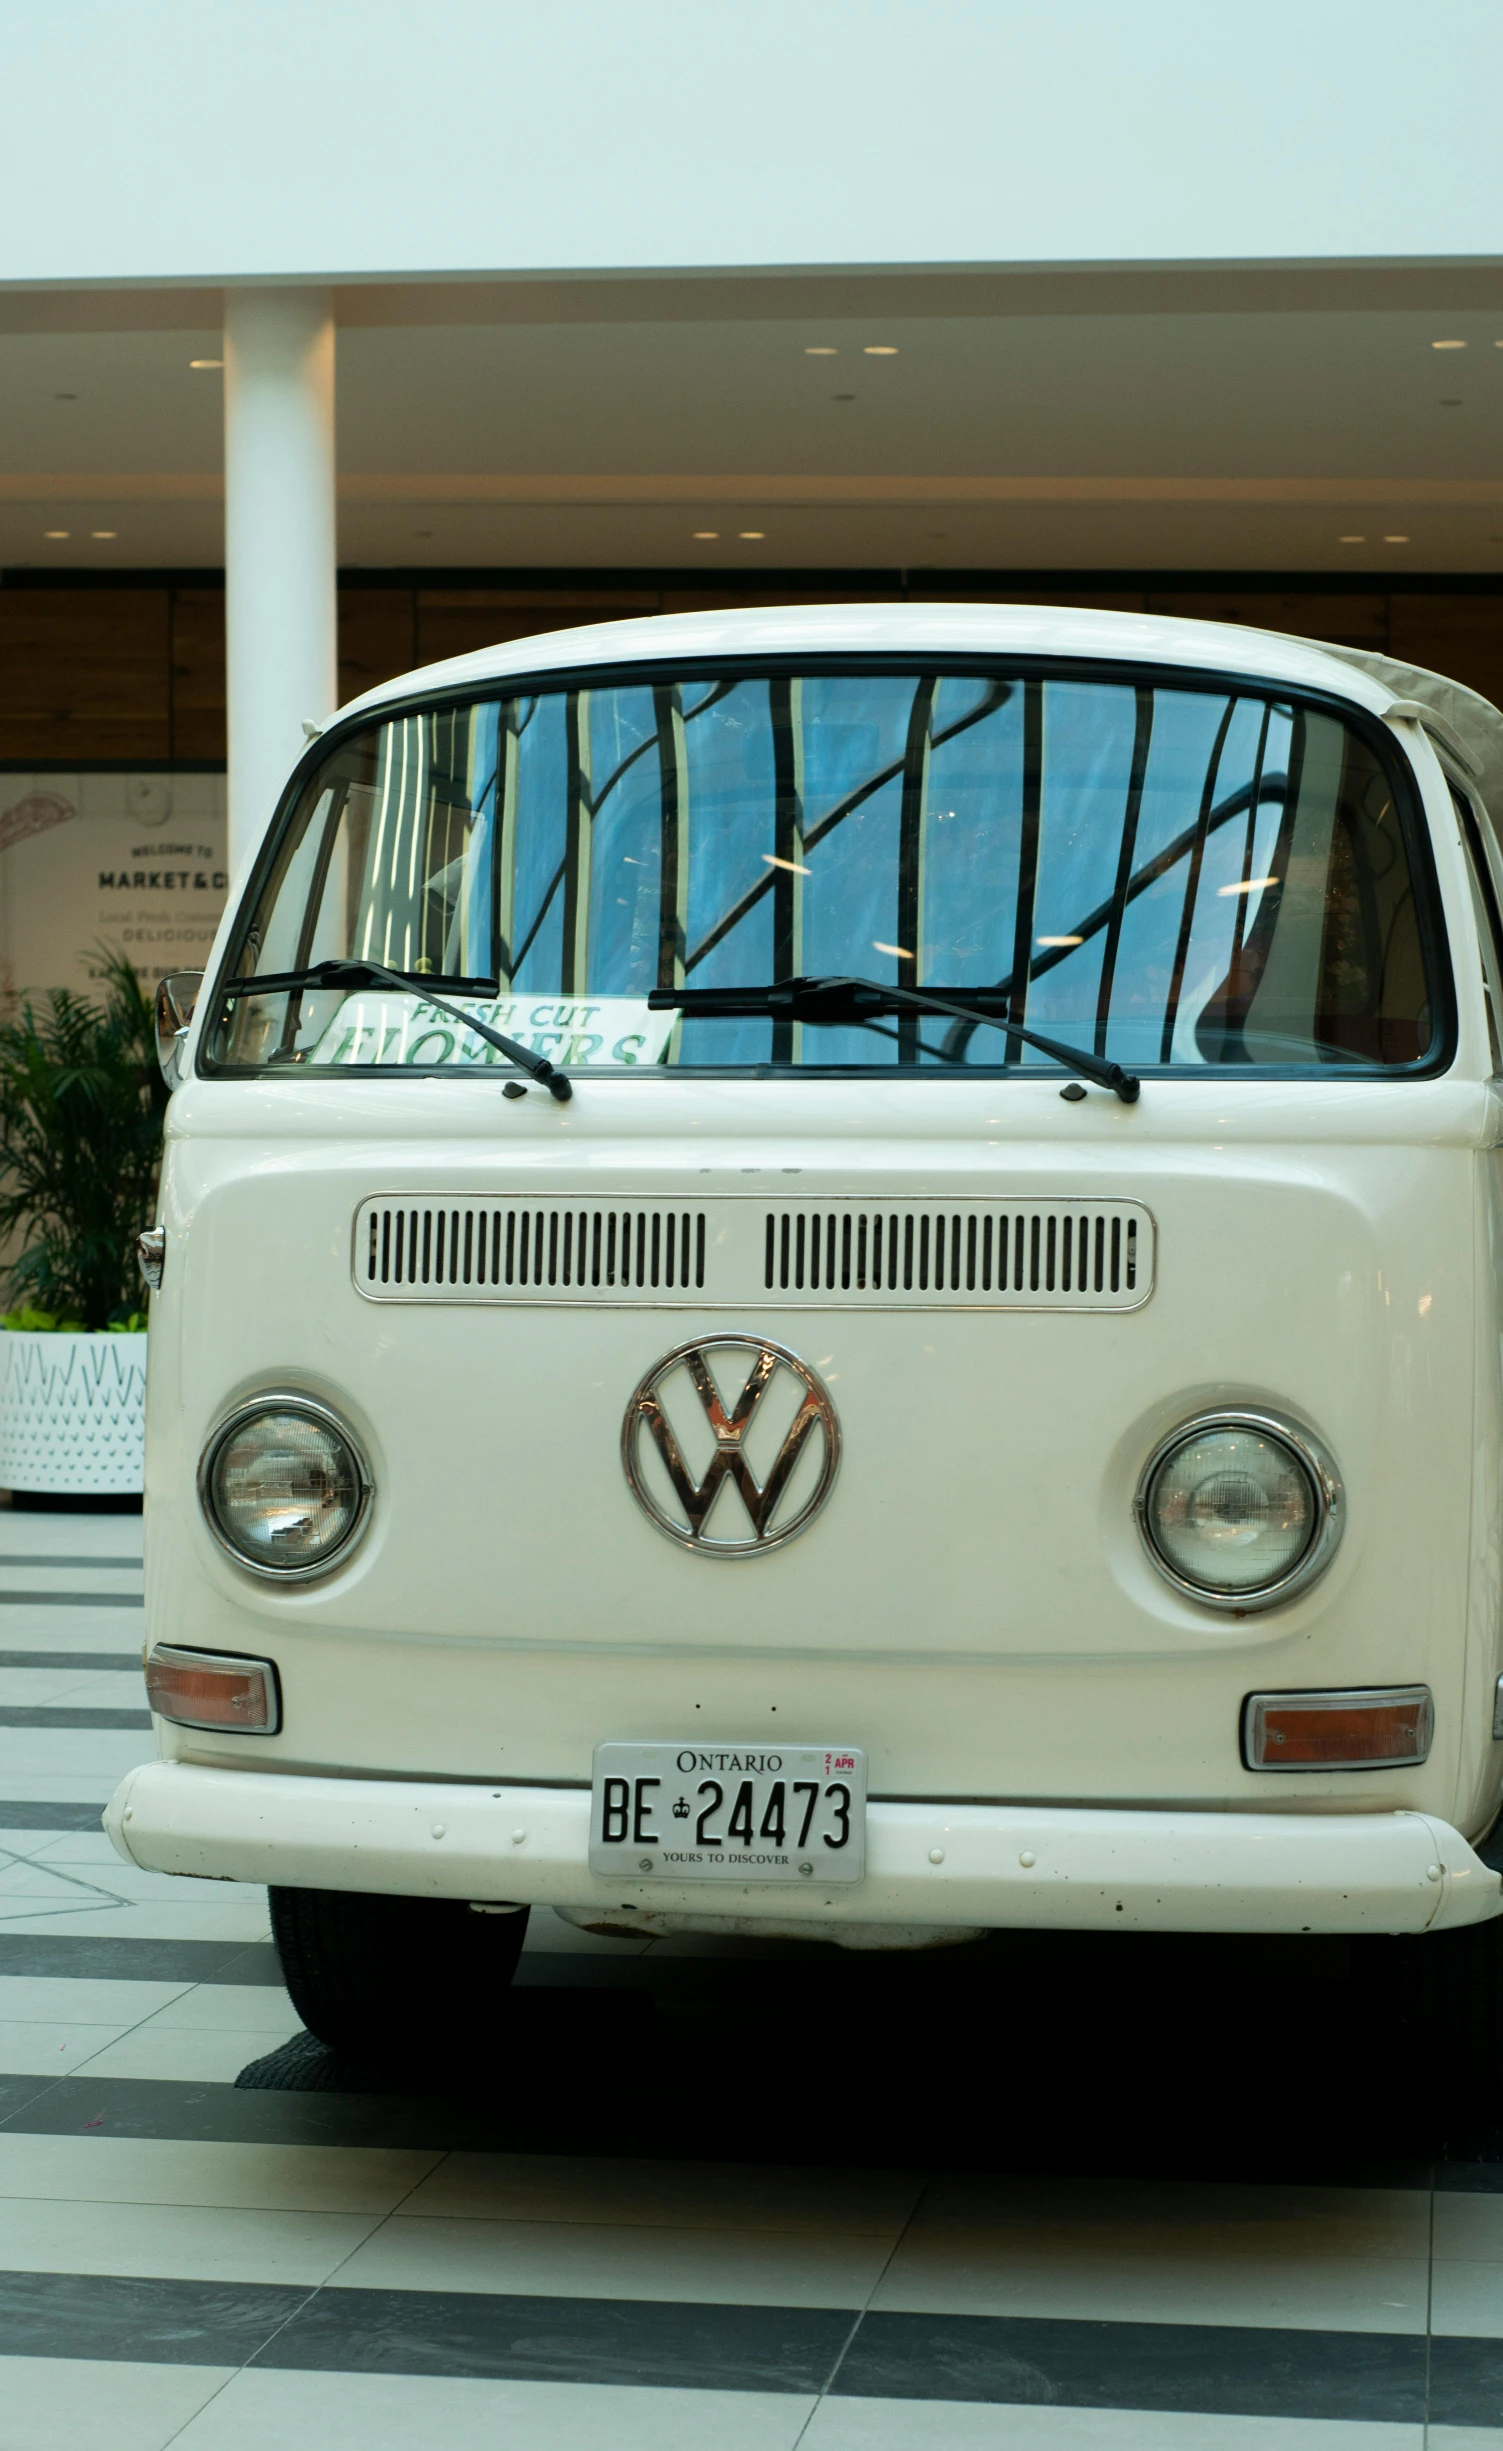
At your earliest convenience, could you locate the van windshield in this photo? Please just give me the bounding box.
[208,664,1444,1077]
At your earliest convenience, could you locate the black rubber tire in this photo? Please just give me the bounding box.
[269,1887,530,2059]
[1427,1915,1503,2121]
[1351,1919,1503,2138]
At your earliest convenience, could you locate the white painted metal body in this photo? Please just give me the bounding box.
[108,604,1503,1937]
[107,1762,1499,1937]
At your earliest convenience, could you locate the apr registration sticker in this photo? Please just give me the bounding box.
[589,1742,867,1883]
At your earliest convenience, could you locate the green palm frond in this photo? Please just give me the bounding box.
[0,947,167,1329]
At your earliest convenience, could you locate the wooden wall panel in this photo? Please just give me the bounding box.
[1388,595,1503,713]
[1145,591,1390,651]
[5,580,1503,769]
[658,587,892,613]
[339,589,416,705]
[0,588,171,762]
[170,589,424,760]
[169,589,226,761]
[415,589,659,669]
[906,586,1149,612]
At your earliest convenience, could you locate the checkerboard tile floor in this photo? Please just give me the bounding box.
[1,1503,1501,2450]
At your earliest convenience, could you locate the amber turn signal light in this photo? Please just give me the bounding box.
[1243,1686,1432,1771]
[145,1646,280,1735]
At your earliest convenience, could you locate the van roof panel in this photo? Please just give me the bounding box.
[334,600,1503,818]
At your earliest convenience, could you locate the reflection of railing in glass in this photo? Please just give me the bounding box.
[504,683,737,986]
[683,679,1009,976]
[939,766,1295,1065]
[677,672,1301,1069]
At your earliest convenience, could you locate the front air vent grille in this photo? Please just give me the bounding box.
[361,1202,705,1293]
[353,1196,1152,1310]
[764,1205,1138,1298]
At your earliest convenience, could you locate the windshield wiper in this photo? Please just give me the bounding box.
[652,976,1140,1103]
[218,960,573,1102]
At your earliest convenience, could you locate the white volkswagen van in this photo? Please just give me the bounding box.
[107,604,1503,2057]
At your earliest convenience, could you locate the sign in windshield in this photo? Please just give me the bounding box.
[306,991,676,1070]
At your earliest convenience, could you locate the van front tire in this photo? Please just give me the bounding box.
[1430,1913,1503,2116]
[269,1886,530,2060]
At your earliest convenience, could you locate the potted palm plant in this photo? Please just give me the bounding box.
[0,953,165,1507]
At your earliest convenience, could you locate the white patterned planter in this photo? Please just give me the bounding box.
[0,1331,147,1495]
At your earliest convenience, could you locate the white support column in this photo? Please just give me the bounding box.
[223,288,337,883]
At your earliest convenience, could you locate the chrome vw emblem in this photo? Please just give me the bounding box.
[621,1335,840,1557]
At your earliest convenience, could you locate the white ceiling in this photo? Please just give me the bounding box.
[3,286,1503,574]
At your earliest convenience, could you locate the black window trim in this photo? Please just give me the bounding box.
[199,649,1458,1088]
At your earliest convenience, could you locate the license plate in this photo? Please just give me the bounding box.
[589,1742,866,1883]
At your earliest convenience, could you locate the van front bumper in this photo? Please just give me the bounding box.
[105,1761,1503,1937]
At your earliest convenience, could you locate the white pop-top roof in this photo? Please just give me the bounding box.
[338,601,1503,817]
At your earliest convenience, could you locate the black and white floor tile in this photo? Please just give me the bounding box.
[2,1502,1502,2448]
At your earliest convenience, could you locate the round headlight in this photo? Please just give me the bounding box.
[1136,1411,1340,1607]
[200,1398,371,1579]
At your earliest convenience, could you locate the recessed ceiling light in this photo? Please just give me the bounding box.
[1432,339,1467,349]
[190,358,223,369]
[863,345,899,355]
[1338,534,1366,543]
[692,529,719,539]
[739,529,765,539]
[873,940,914,959]
[1384,534,1410,543]
[43,529,69,540]
[91,529,117,539]
[1037,934,1083,947]
[804,346,838,356]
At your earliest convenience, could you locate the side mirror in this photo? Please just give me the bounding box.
[154,970,204,1089]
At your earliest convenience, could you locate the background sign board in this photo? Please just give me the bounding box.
[0,773,228,1007]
